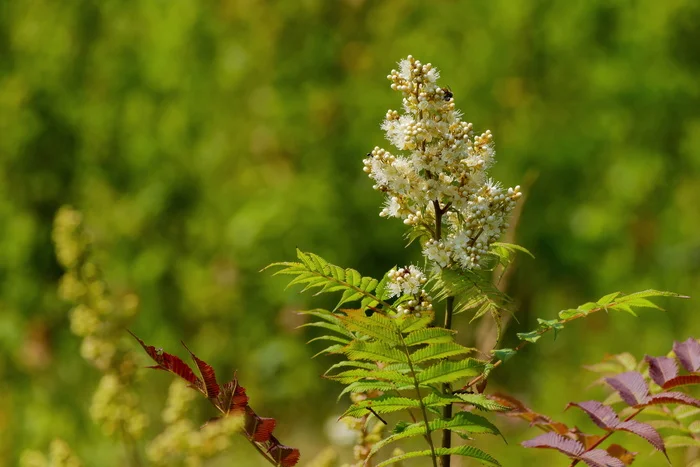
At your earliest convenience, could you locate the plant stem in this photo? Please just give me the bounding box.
[441,296,455,467]
[433,198,455,467]
[398,329,439,467]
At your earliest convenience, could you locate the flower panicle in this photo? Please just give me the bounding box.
[364,55,522,270]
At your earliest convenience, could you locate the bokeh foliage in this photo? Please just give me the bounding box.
[0,0,698,465]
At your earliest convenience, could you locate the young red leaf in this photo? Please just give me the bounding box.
[128,330,202,389]
[579,449,625,467]
[521,432,584,458]
[645,391,700,408]
[673,338,700,372]
[218,378,249,413]
[616,420,668,460]
[268,435,301,467]
[661,375,700,390]
[567,401,620,430]
[606,444,636,465]
[182,341,220,399]
[244,408,277,442]
[605,372,649,406]
[644,355,678,387]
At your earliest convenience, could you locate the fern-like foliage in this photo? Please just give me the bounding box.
[430,268,512,338]
[267,251,507,466]
[266,249,394,312]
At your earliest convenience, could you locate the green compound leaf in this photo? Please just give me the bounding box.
[376,445,501,467]
[417,359,486,385]
[342,395,422,417]
[403,327,457,346]
[409,342,475,363]
[341,340,407,364]
[369,412,503,459]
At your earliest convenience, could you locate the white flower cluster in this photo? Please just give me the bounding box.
[387,265,433,316]
[364,56,522,270]
[386,265,426,297]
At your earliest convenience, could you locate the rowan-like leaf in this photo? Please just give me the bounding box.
[645,391,700,408]
[673,338,700,372]
[455,393,512,412]
[662,374,700,390]
[403,327,456,346]
[336,309,401,344]
[605,372,649,406]
[369,412,502,459]
[244,410,277,442]
[325,368,413,385]
[341,341,406,364]
[342,396,421,417]
[644,355,678,387]
[567,401,620,430]
[375,445,500,467]
[664,435,700,448]
[410,342,474,363]
[337,381,399,400]
[218,378,249,413]
[616,420,667,458]
[129,331,202,390]
[521,432,585,458]
[579,449,625,467]
[182,342,220,399]
[417,359,486,385]
[268,436,301,467]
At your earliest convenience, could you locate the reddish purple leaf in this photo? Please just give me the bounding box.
[646,391,700,408]
[129,331,202,389]
[644,356,678,387]
[567,401,620,430]
[268,435,301,467]
[182,342,220,399]
[244,408,277,442]
[616,420,667,458]
[661,374,700,390]
[605,372,649,406]
[673,338,700,372]
[218,378,249,413]
[521,432,584,458]
[579,449,625,467]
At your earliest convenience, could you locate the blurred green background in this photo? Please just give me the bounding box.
[1,0,699,465]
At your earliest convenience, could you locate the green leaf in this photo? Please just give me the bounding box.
[369,412,502,458]
[325,369,413,385]
[410,342,474,363]
[417,359,486,385]
[536,318,564,339]
[493,242,534,257]
[397,313,435,333]
[455,393,512,412]
[596,292,621,306]
[342,395,421,417]
[342,341,406,364]
[664,435,700,448]
[337,381,399,400]
[491,348,517,362]
[376,445,500,467]
[516,330,541,343]
[324,360,378,375]
[266,251,393,312]
[337,311,401,344]
[403,327,457,346]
